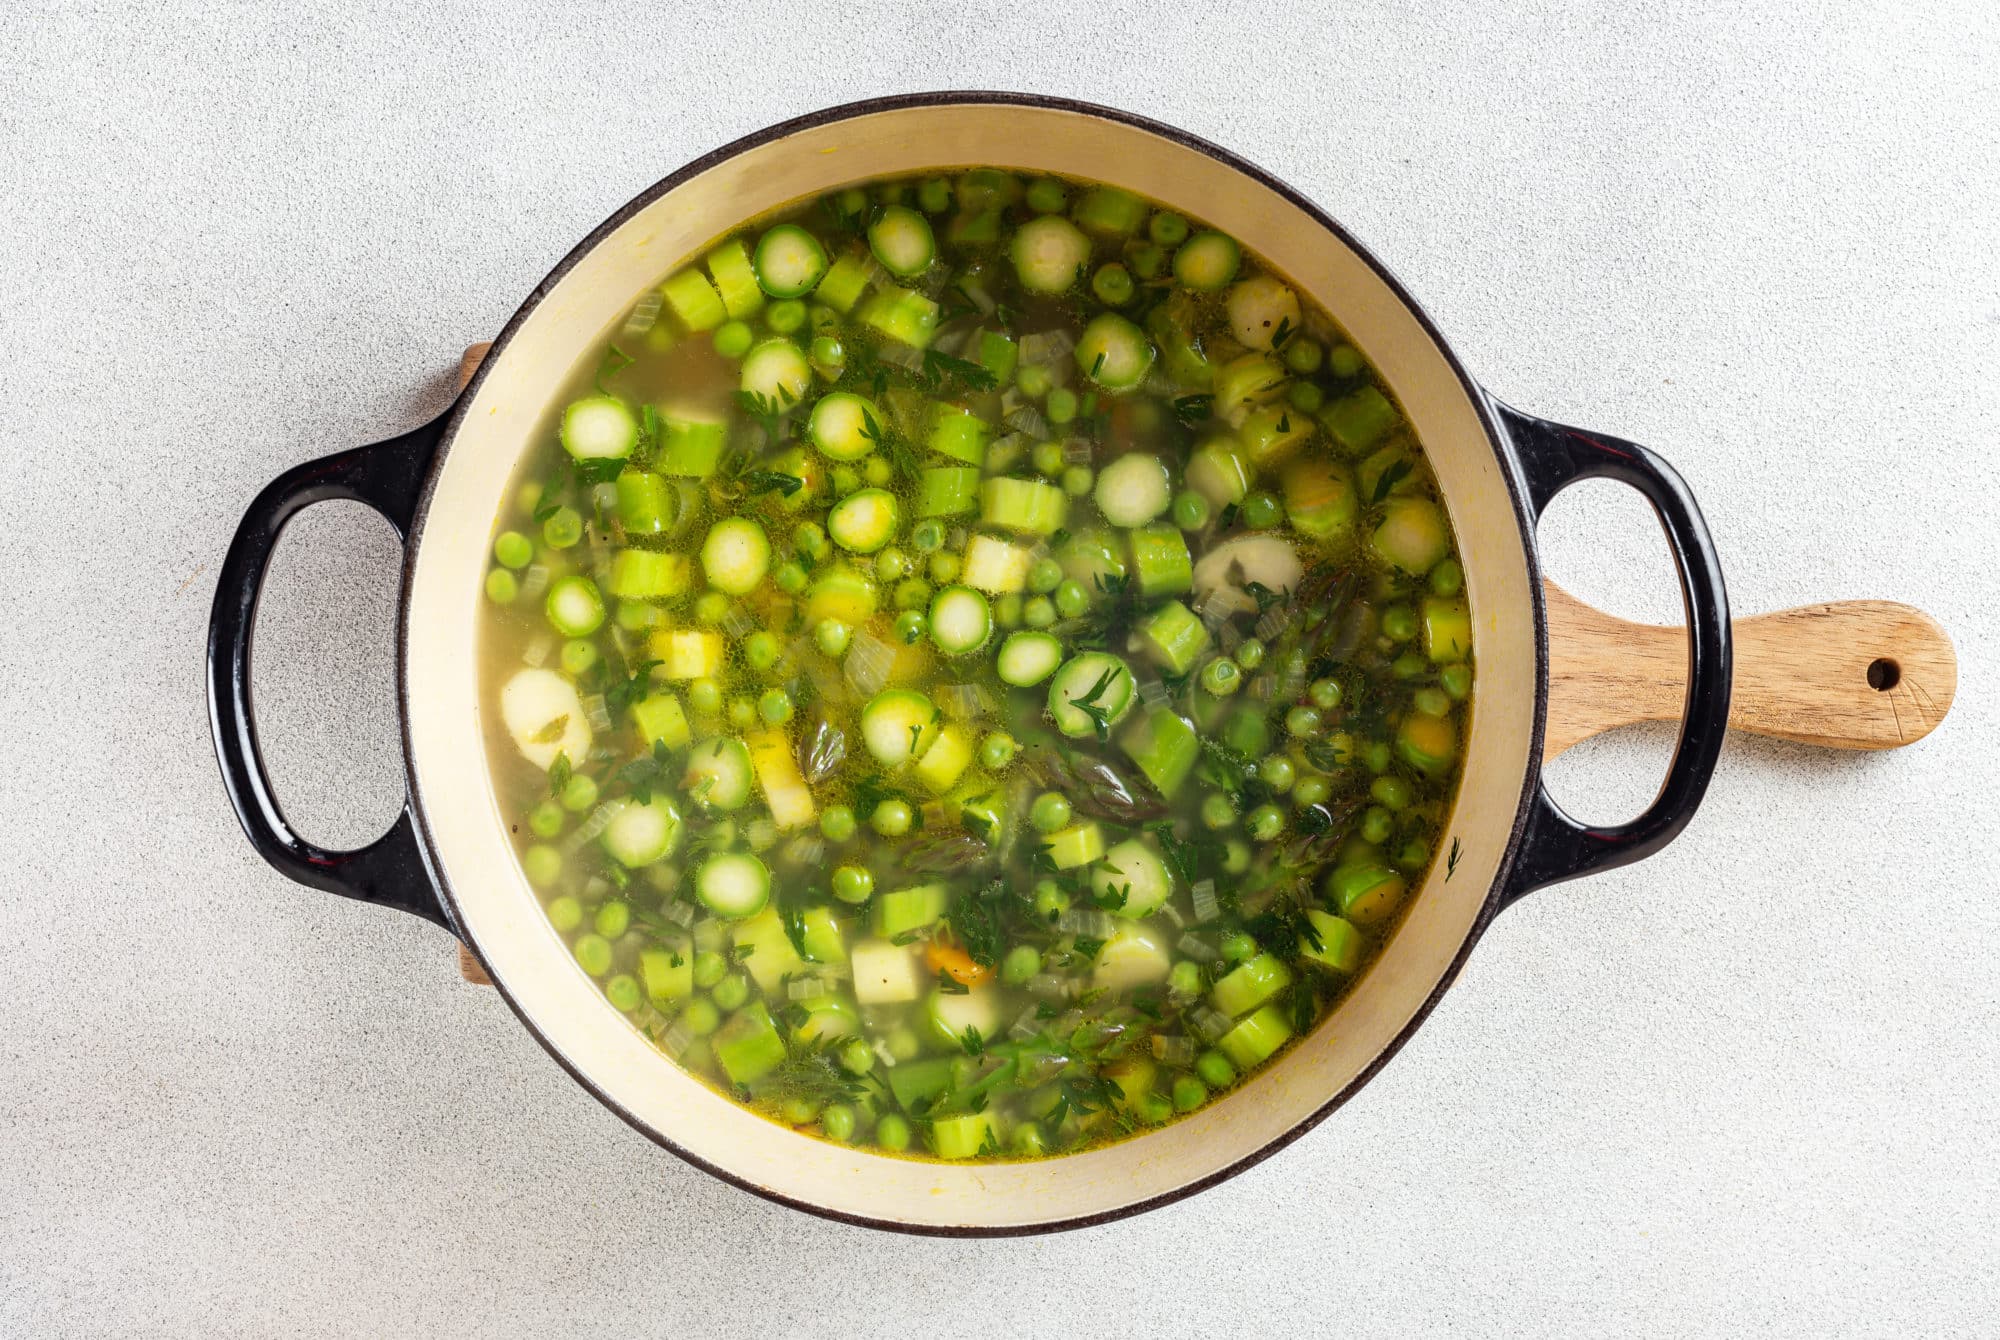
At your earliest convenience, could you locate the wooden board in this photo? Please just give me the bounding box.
[446,342,1956,985]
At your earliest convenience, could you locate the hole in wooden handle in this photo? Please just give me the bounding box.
[1867,657,1901,692]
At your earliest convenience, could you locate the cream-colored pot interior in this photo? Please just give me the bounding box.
[404,99,1540,1232]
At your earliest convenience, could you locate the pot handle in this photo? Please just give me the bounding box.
[1494,403,1732,907]
[205,411,454,931]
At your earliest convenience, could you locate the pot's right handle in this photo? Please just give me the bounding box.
[205,413,454,932]
[1494,403,1733,907]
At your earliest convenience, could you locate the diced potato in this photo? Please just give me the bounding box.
[961,533,1032,593]
[851,938,924,1005]
[914,723,974,794]
[650,628,726,680]
[746,728,817,829]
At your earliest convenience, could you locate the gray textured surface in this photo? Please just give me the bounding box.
[3,2,1997,1335]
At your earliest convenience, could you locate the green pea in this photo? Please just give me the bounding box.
[559,773,598,813]
[979,732,1018,771]
[781,1095,821,1126]
[1017,363,1053,398]
[1172,1074,1209,1113]
[876,1113,913,1152]
[813,618,853,658]
[893,578,932,613]
[1148,210,1190,246]
[692,950,727,989]
[725,696,756,730]
[1285,705,1322,737]
[1381,604,1418,643]
[1293,776,1332,808]
[831,465,861,496]
[1309,678,1344,711]
[494,531,533,569]
[559,639,598,677]
[1022,557,1063,596]
[1258,756,1296,794]
[595,973,639,1013]
[1002,944,1043,986]
[1440,663,1474,700]
[1328,343,1363,378]
[1025,176,1067,214]
[766,299,807,334]
[1136,1091,1175,1124]
[920,177,955,213]
[523,845,562,887]
[744,630,781,671]
[793,521,830,561]
[1030,792,1073,833]
[713,320,755,358]
[1053,579,1090,619]
[541,506,583,549]
[572,933,613,978]
[1429,557,1464,597]
[1032,879,1070,922]
[1091,263,1135,306]
[546,894,583,932]
[909,519,946,554]
[874,547,911,582]
[688,676,723,715]
[484,568,519,604]
[528,800,565,839]
[758,688,794,726]
[994,593,1024,629]
[819,804,857,844]
[1247,804,1286,842]
[1200,657,1243,696]
[862,456,893,487]
[1223,839,1252,874]
[1032,440,1067,476]
[839,1037,875,1074]
[1201,792,1237,830]
[694,591,729,625]
[832,864,874,904]
[613,600,655,633]
[871,799,913,838]
[1168,960,1203,998]
[1370,775,1411,812]
[1195,1050,1237,1089]
[681,998,721,1036]
[1393,651,1429,680]
[1241,491,1284,529]
[1061,465,1094,496]
[1234,638,1266,671]
[928,551,962,585]
[893,610,927,645]
[712,973,750,1011]
[1171,490,1211,530]
[1362,806,1394,845]
[594,900,631,939]
[1023,595,1057,629]
[1287,380,1324,413]
[1046,387,1078,423]
[810,335,845,374]
[774,560,808,595]
[1365,740,1393,774]
[1395,836,1432,871]
[1013,1123,1048,1157]
[1283,336,1324,376]
[820,1103,857,1143]
[1220,931,1256,963]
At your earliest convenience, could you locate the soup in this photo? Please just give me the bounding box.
[477,169,1472,1161]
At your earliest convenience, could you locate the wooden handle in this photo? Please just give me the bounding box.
[1544,580,1956,760]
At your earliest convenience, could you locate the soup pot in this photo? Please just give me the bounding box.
[207,93,1730,1234]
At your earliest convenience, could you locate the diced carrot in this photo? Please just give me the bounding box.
[924,939,992,987]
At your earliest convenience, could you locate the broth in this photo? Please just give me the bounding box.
[476,170,1472,1161]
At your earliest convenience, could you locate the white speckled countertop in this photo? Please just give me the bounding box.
[3,3,1996,1335]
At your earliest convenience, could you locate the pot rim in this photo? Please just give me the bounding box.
[400,92,1550,1236]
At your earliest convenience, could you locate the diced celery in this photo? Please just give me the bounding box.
[816,253,874,313]
[1238,405,1314,469]
[1117,707,1201,798]
[638,944,693,1004]
[799,906,848,966]
[1300,909,1367,974]
[859,286,940,349]
[705,238,764,318]
[979,329,1019,383]
[731,908,808,995]
[931,1111,996,1160]
[615,471,677,536]
[714,1001,786,1085]
[1321,384,1401,453]
[1211,953,1294,1017]
[928,406,990,465]
[887,1056,955,1110]
[917,465,981,517]
[607,549,691,601]
[656,412,727,478]
[1217,1005,1293,1069]
[1041,821,1104,870]
[873,883,948,938]
[660,269,725,332]
[1129,524,1192,597]
[629,692,690,750]
[1072,186,1146,237]
[979,477,1068,536]
[650,628,725,679]
[1138,600,1209,674]
[1423,596,1472,662]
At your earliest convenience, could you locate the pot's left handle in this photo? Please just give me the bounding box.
[205,412,455,932]
[1495,403,1733,907]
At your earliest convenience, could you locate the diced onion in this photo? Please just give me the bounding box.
[521,564,551,598]
[583,694,612,733]
[1151,1034,1196,1065]
[1191,879,1220,923]
[1176,932,1220,962]
[521,635,553,669]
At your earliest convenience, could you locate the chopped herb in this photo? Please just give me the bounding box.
[1271,316,1295,349]
[1171,393,1214,425]
[779,900,816,962]
[1368,458,1414,506]
[1089,350,1107,379]
[920,346,999,394]
[530,714,570,746]
[1072,935,1106,962]
[936,968,970,995]
[1446,836,1463,881]
[959,1026,985,1056]
[546,751,572,798]
[595,344,635,392]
